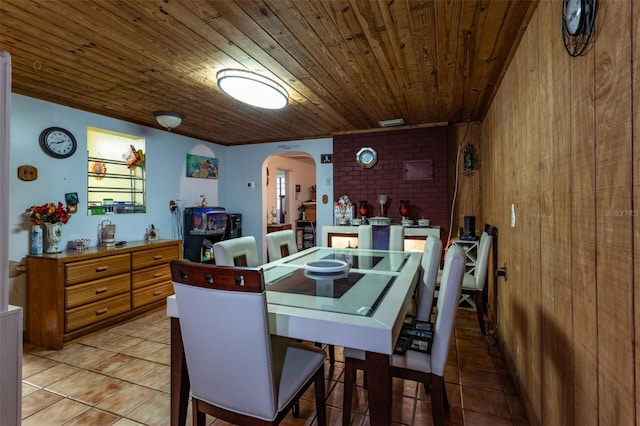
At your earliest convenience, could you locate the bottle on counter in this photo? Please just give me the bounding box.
[31,224,43,255]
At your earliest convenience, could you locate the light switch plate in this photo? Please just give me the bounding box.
[511,204,516,228]
[18,165,38,181]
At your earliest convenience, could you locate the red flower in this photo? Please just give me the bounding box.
[26,202,71,225]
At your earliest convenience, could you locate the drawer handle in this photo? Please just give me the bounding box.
[95,287,108,294]
[153,273,163,278]
[95,266,108,272]
[153,255,163,260]
[153,290,162,296]
[96,308,109,315]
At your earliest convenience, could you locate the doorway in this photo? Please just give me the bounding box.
[263,152,316,260]
[276,169,287,224]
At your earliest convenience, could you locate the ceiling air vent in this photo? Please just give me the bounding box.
[378,118,405,127]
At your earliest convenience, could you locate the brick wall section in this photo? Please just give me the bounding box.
[333,126,450,235]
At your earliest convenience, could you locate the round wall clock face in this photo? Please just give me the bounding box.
[356,147,377,169]
[562,0,596,57]
[39,127,77,158]
[564,0,584,36]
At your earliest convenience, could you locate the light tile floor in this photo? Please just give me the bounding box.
[22,308,529,425]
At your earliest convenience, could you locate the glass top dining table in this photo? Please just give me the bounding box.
[262,246,422,354]
[167,246,423,426]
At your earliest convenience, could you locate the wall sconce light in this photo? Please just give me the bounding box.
[463,143,476,177]
[217,69,288,109]
[153,111,185,131]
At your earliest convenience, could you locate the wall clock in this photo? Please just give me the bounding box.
[356,147,377,169]
[562,0,597,57]
[39,127,77,158]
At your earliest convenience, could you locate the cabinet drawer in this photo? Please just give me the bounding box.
[66,254,130,285]
[66,293,131,332]
[132,265,171,289]
[65,273,130,309]
[133,282,174,308]
[132,246,180,270]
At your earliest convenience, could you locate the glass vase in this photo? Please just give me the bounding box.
[358,201,367,218]
[399,200,409,219]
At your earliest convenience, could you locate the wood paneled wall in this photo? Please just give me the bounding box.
[449,122,482,244]
[478,1,638,425]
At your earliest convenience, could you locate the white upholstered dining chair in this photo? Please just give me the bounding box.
[213,236,260,267]
[342,245,465,426]
[413,235,443,321]
[266,229,297,261]
[437,230,493,334]
[170,261,327,425]
[357,224,404,250]
[265,228,336,365]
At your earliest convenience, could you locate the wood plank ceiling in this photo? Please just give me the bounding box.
[0,0,536,146]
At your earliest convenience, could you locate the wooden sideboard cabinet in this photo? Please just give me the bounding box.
[321,225,441,251]
[267,223,292,233]
[26,239,181,349]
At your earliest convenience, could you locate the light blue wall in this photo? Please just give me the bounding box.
[223,140,333,259]
[7,94,333,308]
[8,94,228,307]
[9,94,226,251]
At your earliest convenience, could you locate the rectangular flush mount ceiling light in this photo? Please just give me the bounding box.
[378,118,405,127]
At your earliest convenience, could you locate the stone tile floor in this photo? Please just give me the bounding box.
[22,308,529,425]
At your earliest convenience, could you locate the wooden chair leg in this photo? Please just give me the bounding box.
[474,290,486,335]
[193,399,206,426]
[342,358,355,425]
[430,374,445,426]
[442,379,449,409]
[314,365,327,426]
[314,342,335,365]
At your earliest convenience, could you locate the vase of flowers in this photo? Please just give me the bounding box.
[43,222,63,253]
[335,195,353,225]
[27,202,70,253]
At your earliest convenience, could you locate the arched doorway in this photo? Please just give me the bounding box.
[262,152,316,260]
